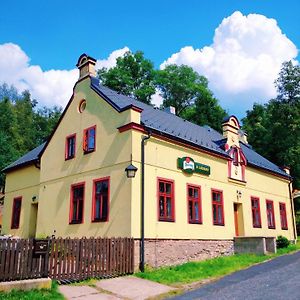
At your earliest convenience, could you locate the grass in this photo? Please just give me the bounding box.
[0,281,64,300]
[136,240,300,286]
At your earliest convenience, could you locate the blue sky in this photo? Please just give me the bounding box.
[0,0,299,118]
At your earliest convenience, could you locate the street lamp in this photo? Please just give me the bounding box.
[125,164,138,178]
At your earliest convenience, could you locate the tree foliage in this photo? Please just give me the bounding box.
[0,85,62,187]
[98,51,227,131]
[98,51,156,104]
[156,64,227,130]
[242,61,300,187]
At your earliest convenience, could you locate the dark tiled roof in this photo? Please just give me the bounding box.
[91,77,226,157]
[3,77,289,179]
[2,143,46,173]
[240,143,288,177]
[91,77,289,179]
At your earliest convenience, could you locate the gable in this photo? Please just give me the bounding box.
[40,77,135,183]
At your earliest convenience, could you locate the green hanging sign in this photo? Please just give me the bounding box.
[177,157,210,175]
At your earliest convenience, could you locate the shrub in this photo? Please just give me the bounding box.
[276,235,290,248]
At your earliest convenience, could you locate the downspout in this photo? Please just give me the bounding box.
[140,130,151,272]
[288,180,297,242]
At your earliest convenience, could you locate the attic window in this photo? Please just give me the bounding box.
[79,100,86,113]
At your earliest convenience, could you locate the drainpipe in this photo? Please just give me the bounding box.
[140,131,151,272]
[288,180,297,242]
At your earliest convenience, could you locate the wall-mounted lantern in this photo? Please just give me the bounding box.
[125,164,138,178]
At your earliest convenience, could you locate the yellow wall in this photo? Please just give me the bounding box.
[2,165,40,237]
[130,134,295,241]
[37,78,135,238]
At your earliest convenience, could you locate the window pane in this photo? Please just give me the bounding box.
[72,200,78,221]
[189,201,193,220]
[194,202,199,221]
[102,195,108,220]
[188,187,193,197]
[194,189,198,198]
[166,197,171,217]
[95,198,101,219]
[166,183,171,194]
[159,182,164,193]
[213,205,217,222]
[217,206,222,223]
[159,196,164,217]
[78,198,83,221]
[213,192,221,202]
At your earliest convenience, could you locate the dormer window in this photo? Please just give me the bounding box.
[233,148,239,166]
[83,125,96,153]
[228,146,247,182]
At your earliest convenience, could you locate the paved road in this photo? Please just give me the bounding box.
[172,251,300,300]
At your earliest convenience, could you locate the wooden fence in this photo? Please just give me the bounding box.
[0,237,134,283]
[0,239,48,282]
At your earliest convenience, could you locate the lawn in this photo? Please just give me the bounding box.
[136,240,300,286]
[0,281,64,300]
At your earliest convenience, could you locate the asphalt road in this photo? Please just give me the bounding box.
[172,251,300,300]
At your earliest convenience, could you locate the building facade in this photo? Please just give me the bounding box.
[2,54,297,267]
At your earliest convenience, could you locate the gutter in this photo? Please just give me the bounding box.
[140,130,151,272]
[288,180,298,242]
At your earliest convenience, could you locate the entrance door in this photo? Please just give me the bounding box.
[234,203,239,236]
[29,204,38,238]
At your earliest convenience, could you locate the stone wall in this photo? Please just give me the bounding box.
[134,239,234,269]
[234,237,277,254]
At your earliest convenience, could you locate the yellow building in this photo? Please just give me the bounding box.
[2,54,297,268]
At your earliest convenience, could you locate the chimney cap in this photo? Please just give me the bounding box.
[222,115,240,128]
[76,53,96,68]
[163,106,176,115]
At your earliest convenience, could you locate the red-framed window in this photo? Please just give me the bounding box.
[92,177,110,222]
[11,197,22,229]
[233,148,239,166]
[266,200,275,229]
[69,183,85,224]
[212,189,224,225]
[251,197,261,228]
[65,134,76,160]
[83,125,96,153]
[158,178,175,222]
[187,184,202,224]
[279,202,288,230]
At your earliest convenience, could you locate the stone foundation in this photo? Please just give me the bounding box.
[134,239,234,269]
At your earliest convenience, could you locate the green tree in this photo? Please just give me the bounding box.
[0,98,20,186]
[156,64,227,130]
[275,61,300,102]
[242,103,270,155]
[0,85,62,188]
[14,91,37,153]
[34,106,62,144]
[242,61,300,188]
[98,51,156,104]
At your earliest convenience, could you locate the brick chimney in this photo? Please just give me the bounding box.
[76,53,96,79]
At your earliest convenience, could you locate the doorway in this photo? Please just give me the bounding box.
[234,203,244,236]
[29,203,38,238]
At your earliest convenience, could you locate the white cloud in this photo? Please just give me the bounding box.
[95,47,129,70]
[0,44,130,108]
[161,11,298,116]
